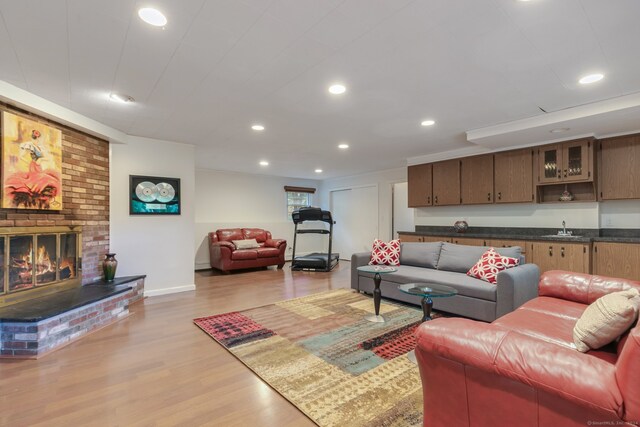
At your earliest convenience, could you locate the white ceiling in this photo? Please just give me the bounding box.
[1,0,640,179]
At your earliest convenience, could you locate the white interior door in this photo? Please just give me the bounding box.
[392,182,414,238]
[330,186,378,260]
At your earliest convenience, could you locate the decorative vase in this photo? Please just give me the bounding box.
[453,220,468,233]
[560,185,574,202]
[103,253,118,282]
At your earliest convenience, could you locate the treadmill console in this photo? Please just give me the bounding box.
[292,207,333,224]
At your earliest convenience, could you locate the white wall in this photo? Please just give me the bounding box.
[318,168,407,244]
[413,199,640,231]
[600,200,640,228]
[392,182,414,238]
[110,136,196,296]
[194,169,322,270]
[415,202,600,230]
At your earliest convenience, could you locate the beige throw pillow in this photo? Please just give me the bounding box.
[573,288,640,352]
[232,239,260,249]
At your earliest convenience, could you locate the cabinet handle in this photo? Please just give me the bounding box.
[564,169,567,178]
[435,195,438,204]
[487,192,491,201]
[497,192,501,200]
[427,196,431,204]
[549,246,553,257]
[561,247,565,258]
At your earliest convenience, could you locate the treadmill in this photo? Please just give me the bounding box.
[290,207,339,271]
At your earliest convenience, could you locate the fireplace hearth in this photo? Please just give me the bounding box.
[1,226,81,307]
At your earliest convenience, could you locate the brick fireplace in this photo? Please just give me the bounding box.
[0,102,109,284]
[0,103,145,358]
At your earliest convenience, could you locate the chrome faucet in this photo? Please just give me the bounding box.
[558,220,572,236]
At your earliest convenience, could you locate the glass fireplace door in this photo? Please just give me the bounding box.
[59,233,77,280]
[35,234,57,285]
[9,235,35,292]
[1,227,82,305]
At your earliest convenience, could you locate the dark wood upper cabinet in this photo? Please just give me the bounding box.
[407,164,432,207]
[432,159,460,206]
[537,138,593,184]
[461,155,494,204]
[599,134,640,200]
[494,148,534,203]
[406,132,640,207]
[563,139,591,182]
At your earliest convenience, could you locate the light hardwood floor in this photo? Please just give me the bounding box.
[0,262,352,427]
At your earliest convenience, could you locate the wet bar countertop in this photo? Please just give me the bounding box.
[399,227,640,244]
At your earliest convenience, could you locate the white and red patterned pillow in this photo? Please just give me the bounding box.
[467,248,520,284]
[368,239,401,266]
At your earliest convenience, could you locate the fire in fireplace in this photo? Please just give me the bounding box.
[9,235,35,291]
[1,227,81,306]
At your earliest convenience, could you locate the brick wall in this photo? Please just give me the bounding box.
[1,289,131,358]
[0,103,110,283]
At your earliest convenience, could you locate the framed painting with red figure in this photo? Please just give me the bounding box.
[1,111,63,210]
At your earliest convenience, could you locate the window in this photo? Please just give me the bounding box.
[287,191,311,219]
[284,186,315,219]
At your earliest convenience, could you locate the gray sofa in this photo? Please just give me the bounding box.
[351,241,540,322]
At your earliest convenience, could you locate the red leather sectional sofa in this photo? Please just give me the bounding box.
[208,228,286,273]
[415,270,640,427]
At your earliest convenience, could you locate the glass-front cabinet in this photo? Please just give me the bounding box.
[538,139,591,184]
[563,140,590,181]
[539,144,561,183]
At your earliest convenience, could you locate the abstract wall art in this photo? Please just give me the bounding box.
[1,112,63,210]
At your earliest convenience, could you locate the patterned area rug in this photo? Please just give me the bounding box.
[194,289,429,427]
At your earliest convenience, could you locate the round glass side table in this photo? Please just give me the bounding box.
[398,283,458,322]
[356,265,398,323]
[398,283,458,362]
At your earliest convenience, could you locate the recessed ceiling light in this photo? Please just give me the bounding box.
[338,143,349,149]
[109,93,134,104]
[579,73,604,85]
[138,8,167,27]
[251,124,265,131]
[328,84,346,95]
[259,160,269,166]
[315,169,323,173]
[421,120,435,127]
[550,128,570,133]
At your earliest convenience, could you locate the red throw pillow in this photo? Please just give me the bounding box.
[467,248,519,284]
[369,239,401,266]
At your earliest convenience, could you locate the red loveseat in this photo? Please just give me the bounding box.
[415,270,640,427]
[208,228,286,273]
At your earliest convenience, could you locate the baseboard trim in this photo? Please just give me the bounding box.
[145,284,196,297]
